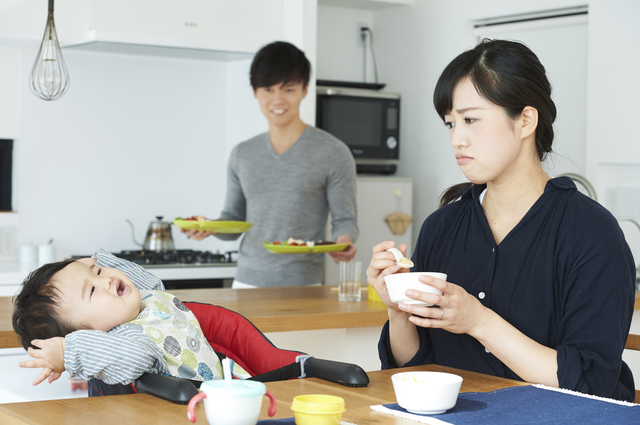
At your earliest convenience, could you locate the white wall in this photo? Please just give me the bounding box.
[0,0,320,260]
[12,47,243,258]
[316,5,374,82]
[317,0,640,261]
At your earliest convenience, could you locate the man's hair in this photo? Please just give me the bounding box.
[250,41,311,90]
[12,259,78,350]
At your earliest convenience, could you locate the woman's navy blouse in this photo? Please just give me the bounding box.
[378,177,636,401]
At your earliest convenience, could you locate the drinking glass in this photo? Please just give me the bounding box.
[339,260,362,302]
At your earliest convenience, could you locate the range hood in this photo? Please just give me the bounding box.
[63,29,258,61]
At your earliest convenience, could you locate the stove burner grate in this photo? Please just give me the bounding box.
[114,249,229,265]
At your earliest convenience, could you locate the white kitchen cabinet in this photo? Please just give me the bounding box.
[0,0,91,45]
[90,0,283,46]
[324,176,413,286]
[69,0,286,59]
[64,0,286,61]
[0,0,288,60]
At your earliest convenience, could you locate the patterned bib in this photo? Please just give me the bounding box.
[126,290,223,381]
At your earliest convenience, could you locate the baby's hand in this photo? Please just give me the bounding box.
[19,337,66,386]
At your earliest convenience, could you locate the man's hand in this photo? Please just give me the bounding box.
[328,234,357,263]
[182,229,215,240]
[19,337,66,386]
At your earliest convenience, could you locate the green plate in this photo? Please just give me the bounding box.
[263,241,350,254]
[171,219,201,230]
[173,219,252,234]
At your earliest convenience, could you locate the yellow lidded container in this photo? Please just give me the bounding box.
[368,284,383,302]
[291,394,345,425]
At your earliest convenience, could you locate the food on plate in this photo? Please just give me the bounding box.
[177,215,209,221]
[269,238,336,247]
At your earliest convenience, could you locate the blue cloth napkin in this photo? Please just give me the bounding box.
[376,385,639,424]
[257,419,295,424]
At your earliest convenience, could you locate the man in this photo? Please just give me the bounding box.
[186,41,358,288]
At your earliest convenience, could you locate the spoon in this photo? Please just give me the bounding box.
[222,357,232,382]
[386,247,414,268]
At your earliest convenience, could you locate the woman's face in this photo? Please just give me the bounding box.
[443,78,527,185]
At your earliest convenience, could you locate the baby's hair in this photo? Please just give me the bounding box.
[12,259,78,350]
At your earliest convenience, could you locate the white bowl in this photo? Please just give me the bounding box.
[391,371,463,414]
[384,272,447,305]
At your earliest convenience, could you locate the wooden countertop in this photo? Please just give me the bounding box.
[0,364,528,424]
[2,286,638,350]
[0,286,389,349]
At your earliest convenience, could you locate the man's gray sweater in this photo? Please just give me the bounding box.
[217,126,358,287]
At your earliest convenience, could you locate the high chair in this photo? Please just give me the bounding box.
[90,302,370,403]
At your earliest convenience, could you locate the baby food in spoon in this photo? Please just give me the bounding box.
[386,247,414,268]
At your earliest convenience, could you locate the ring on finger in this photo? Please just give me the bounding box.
[438,307,444,320]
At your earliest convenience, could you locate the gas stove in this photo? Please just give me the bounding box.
[69,249,238,288]
[113,249,235,268]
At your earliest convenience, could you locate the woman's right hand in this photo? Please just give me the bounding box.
[366,241,410,310]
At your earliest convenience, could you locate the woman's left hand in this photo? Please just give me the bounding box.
[398,274,489,336]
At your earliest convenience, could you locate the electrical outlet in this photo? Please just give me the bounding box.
[357,22,368,47]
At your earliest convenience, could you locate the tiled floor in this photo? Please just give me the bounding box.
[0,348,87,403]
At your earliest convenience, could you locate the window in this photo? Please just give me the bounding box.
[0,139,12,211]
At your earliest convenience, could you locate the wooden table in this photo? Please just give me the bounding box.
[0,364,528,424]
[0,286,389,349]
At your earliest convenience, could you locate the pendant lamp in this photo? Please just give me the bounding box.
[29,0,69,101]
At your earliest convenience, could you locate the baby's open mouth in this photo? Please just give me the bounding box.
[117,281,128,297]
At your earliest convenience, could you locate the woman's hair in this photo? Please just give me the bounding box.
[250,41,311,90]
[12,259,78,350]
[434,39,557,207]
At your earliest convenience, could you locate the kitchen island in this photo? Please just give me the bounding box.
[2,287,640,378]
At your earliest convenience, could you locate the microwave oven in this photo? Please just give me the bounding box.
[315,86,400,174]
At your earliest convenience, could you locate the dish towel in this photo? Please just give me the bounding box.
[370,384,640,425]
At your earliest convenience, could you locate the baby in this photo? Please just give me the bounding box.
[12,248,230,389]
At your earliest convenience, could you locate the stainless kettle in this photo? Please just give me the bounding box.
[126,216,175,252]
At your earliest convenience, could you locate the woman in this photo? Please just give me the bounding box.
[366,39,636,401]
